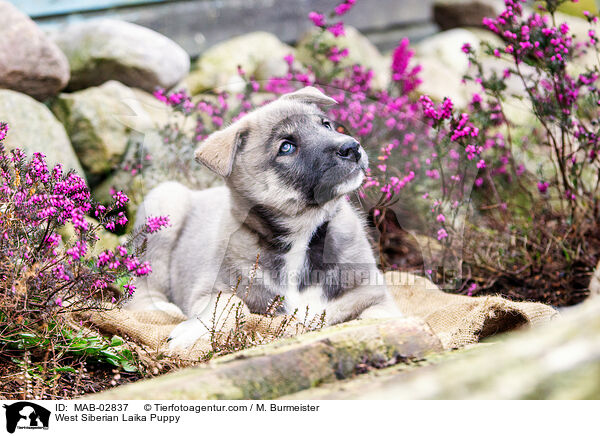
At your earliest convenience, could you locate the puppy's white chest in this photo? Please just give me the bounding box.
[281,242,327,320]
[284,285,327,322]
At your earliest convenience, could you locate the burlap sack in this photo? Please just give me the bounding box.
[73,271,559,362]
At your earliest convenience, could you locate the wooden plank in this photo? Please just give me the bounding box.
[35,0,434,57]
[11,0,168,17]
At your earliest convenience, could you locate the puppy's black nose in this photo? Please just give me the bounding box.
[337,140,361,163]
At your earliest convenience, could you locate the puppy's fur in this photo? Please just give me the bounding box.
[127,87,401,348]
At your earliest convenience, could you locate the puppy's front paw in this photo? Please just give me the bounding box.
[167,318,210,350]
[359,303,403,320]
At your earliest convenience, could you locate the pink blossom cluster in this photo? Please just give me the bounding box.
[145,215,171,233]
[154,89,195,113]
[334,0,356,16]
[308,2,349,38]
[0,128,170,312]
[391,39,422,93]
[97,246,152,283]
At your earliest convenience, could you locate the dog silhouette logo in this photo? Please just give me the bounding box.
[3,402,50,433]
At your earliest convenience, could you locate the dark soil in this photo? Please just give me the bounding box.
[373,207,597,307]
[0,351,142,400]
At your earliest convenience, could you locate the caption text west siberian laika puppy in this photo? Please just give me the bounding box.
[127,87,402,349]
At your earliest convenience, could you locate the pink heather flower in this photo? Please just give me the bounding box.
[420,95,437,119]
[123,283,136,296]
[334,0,356,16]
[437,228,448,240]
[467,283,477,296]
[476,159,486,169]
[284,53,294,65]
[0,122,7,141]
[327,22,345,37]
[153,89,167,103]
[55,297,63,307]
[135,261,152,276]
[111,189,129,207]
[97,250,113,267]
[436,214,446,223]
[475,177,484,187]
[461,43,471,54]
[116,211,128,226]
[391,38,422,93]
[537,181,549,193]
[308,11,326,27]
[328,46,349,63]
[66,241,87,261]
[441,98,453,119]
[52,264,70,281]
[146,215,171,233]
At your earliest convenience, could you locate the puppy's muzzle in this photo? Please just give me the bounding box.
[337,140,362,163]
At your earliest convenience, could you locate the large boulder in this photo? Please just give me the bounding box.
[52,19,190,93]
[0,90,84,177]
[296,26,390,90]
[182,32,294,94]
[51,81,165,180]
[433,0,502,30]
[0,1,69,100]
[414,56,469,107]
[415,28,483,77]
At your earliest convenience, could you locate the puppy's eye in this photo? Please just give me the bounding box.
[278,141,296,155]
[322,120,333,130]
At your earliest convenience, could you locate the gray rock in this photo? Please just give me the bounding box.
[414,56,469,107]
[51,81,164,179]
[415,28,483,77]
[53,19,190,93]
[0,89,84,178]
[0,1,69,100]
[433,0,502,30]
[182,32,295,95]
[297,26,390,90]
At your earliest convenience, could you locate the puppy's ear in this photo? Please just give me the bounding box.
[195,124,248,177]
[280,86,338,106]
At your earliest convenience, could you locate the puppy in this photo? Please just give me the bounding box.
[127,87,402,349]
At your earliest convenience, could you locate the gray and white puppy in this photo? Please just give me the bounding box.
[127,87,402,349]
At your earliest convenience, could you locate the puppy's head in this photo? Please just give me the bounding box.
[195,87,368,213]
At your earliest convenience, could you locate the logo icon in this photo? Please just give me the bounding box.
[3,402,50,434]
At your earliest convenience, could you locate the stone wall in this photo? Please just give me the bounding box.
[30,0,437,57]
